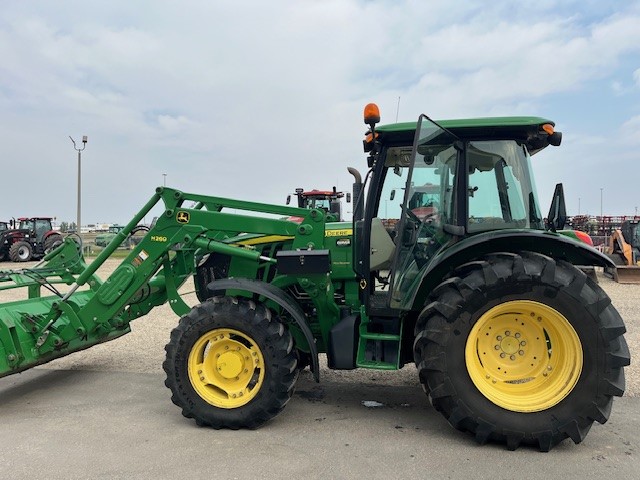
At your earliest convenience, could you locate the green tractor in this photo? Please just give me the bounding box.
[0,104,628,451]
[95,224,149,248]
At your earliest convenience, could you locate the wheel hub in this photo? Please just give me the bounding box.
[217,351,244,379]
[499,334,521,356]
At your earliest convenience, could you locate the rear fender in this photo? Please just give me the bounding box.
[206,277,320,382]
[410,230,614,310]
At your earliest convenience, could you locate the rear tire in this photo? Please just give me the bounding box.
[413,251,629,451]
[9,241,33,262]
[163,296,298,429]
[43,233,64,253]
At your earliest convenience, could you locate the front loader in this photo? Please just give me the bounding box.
[0,104,629,451]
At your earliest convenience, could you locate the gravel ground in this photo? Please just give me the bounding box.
[0,259,637,395]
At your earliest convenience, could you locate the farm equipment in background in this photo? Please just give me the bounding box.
[0,105,629,451]
[605,219,640,283]
[286,187,349,221]
[0,217,62,262]
[95,224,150,249]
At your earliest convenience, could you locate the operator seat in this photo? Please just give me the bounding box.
[370,217,396,271]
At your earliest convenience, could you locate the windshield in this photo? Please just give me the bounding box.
[305,197,331,211]
[18,220,33,230]
[467,140,543,232]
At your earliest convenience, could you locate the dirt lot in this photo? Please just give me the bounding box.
[0,258,637,396]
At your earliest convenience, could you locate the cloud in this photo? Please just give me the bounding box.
[634,68,640,88]
[1,1,640,222]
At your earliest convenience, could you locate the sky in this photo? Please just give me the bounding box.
[1,0,639,225]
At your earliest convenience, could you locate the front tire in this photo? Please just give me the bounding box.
[163,296,298,429]
[414,252,630,451]
[9,241,33,262]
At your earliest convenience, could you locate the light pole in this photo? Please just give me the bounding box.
[70,135,88,234]
[600,187,604,243]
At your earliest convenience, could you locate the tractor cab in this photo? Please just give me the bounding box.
[17,217,55,242]
[353,105,570,313]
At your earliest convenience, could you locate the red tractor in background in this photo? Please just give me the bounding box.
[0,217,63,262]
[286,187,350,221]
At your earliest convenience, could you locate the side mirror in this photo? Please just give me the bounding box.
[548,131,562,147]
[547,183,567,232]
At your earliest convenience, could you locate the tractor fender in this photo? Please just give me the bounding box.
[410,229,614,310]
[206,277,320,382]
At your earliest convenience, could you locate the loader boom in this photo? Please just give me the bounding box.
[0,187,329,378]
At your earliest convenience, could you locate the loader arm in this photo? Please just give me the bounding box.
[0,187,321,378]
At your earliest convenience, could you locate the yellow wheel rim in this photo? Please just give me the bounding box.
[465,300,582,412]
[188,328,265,409]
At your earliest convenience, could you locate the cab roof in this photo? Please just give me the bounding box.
[375,116,556,153]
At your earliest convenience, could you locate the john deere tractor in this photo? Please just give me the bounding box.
[0,104,628,451]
